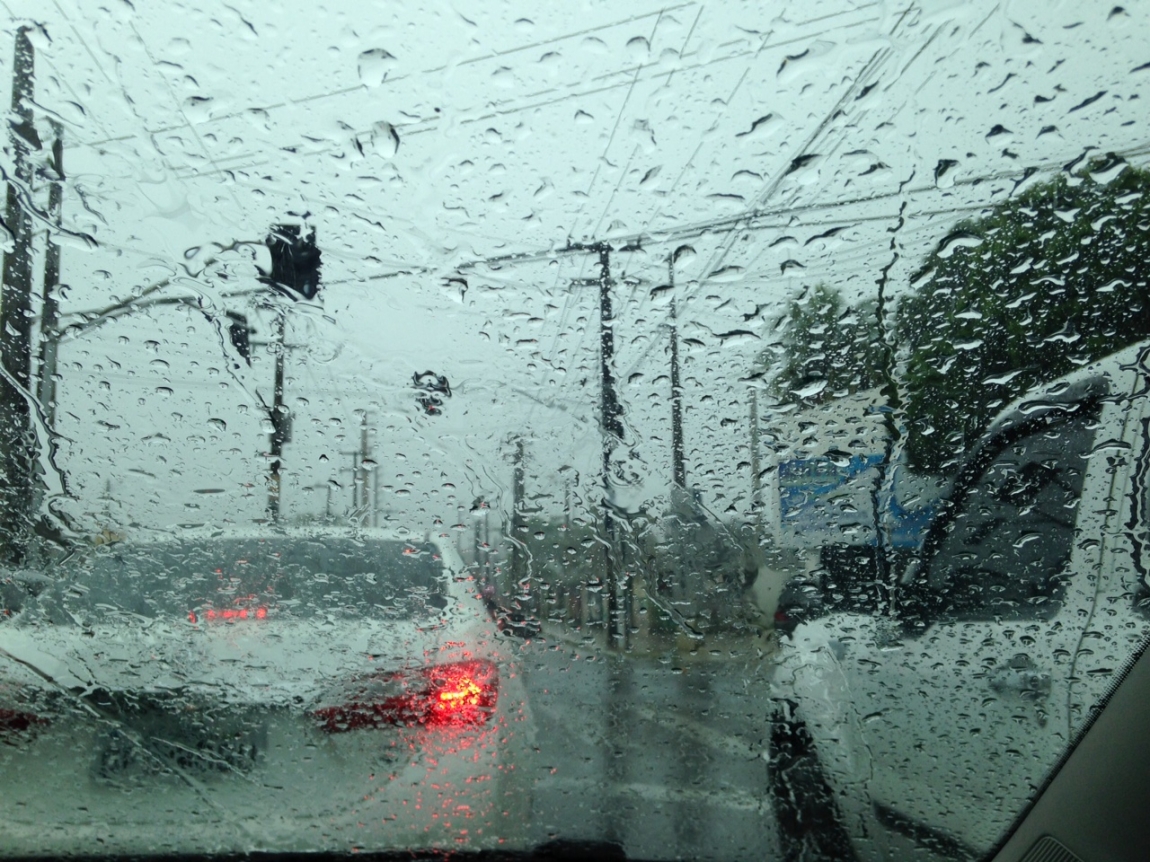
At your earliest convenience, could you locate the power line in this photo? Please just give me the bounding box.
[609,147,1150,383]
[156,9,884,185]
[669,1,932,329]
[514,1,675,429]
[58,135,1150,323]
[75,125,1150,299]
[688,41,894,305]
[579,9,668,239]
[75,4,697,151]
[523,7,675,427]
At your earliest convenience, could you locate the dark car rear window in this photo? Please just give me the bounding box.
[19,538,447,622]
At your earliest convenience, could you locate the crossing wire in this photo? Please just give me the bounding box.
[75,3,696,150]
[152,7,883,185]
[526,3,885,422]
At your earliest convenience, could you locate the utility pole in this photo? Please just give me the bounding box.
[472,500,484,575]
[340,418,374,525]
[573,241,626,649]
[341,451,359,515]
[668,246,692,490]
[261,222,321,523]
[357,415,372,516]
[564,478,571,527]
[266,310,289,521]
[31,121,64,521]
[600,243,627,647]
[750,387,761,522]
[664,246,694,605]
[372,462,380,528]
[38,122,63,437]
[0,27,39,563]
[510,436,526,588]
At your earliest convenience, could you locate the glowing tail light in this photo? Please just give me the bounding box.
[188,606,268,623]
[313,659,498,733]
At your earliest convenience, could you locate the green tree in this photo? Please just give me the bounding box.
[898,156,1150,475]
[769,283,885,405]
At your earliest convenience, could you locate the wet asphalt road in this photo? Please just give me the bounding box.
[516,636,781,861]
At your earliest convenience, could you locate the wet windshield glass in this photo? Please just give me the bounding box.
[1,1,1149,860]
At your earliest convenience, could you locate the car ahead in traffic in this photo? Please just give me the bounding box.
[768,341,1150,861]
[773,544,913,637]
[0,528,533,856]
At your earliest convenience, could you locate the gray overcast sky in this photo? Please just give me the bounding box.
[3,0,1148,534]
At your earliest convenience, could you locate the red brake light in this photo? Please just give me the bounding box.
[313,659,498,733]
[204,607,267,621]
[188,605,269,623]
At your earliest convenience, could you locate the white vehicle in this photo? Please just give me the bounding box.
[0,529,533,855]
[768,341,1150,861]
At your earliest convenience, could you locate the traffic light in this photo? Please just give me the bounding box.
[261,224,321,301]
[269,403,292,446]
[413,371,451,416]
[226,311,253,364]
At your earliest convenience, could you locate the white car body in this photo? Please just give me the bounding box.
[0,528,534,856]
[771,342,1150,861]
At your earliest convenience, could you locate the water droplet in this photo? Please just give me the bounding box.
[183,95,213,123]
[626,36,650,62]
[357,48,397,87]
[353,120,400,159]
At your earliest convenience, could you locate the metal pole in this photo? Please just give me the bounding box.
[596,243,625,649]
[38,123,63,433]
[669,294,685,489]
[345,452,358,513]
[267,309,287,521]
[511,436,526,588]
[669,292,685,490]
[473,504,482,573]
[0,27,39,562]
[373,458,380,528]
[750,387,761,520]
[31,121,64,521]
[666,246,693,605]
[482,507,490,585]
[359,415,369,513]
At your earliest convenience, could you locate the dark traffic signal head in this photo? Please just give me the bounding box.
[225,311,253,365]
[261,224,321,301]
[414,371,451,416]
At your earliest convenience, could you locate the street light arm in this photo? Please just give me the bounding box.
[53,240,265,340]
[56,286,267,342]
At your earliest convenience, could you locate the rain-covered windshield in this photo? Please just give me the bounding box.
[1,1,1149,860]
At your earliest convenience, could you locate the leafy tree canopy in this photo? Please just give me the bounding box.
[898,155,1150,475]
[768,283,885,406]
